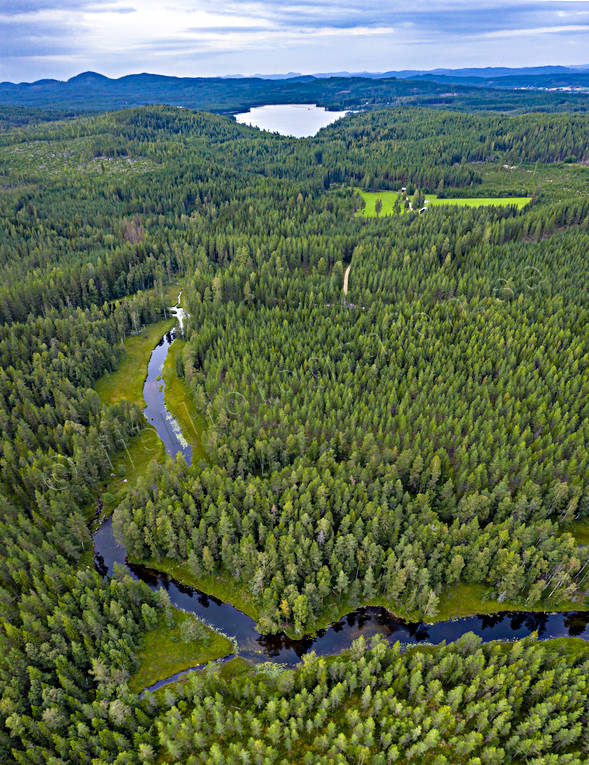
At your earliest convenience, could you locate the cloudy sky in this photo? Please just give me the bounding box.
[1,0,589,82]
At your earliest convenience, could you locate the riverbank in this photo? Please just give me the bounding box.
[96,317,176,409]
[127,552,587,641]
[129,607,234,693]
[135,556,262,624]
[92,317,175,526]
[93,303,588,698]
[141,633,589,699]
[162,337,207,460]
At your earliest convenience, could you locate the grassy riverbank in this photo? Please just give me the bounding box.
[162,338,207,461]
[434,583,587,622]
[129,608,234,693]
[96,317,175,408]
[92,317,175,524]
[127,559,587,642]
[568,519,589,546]
[135,557,262,623]
[276,585,587,639]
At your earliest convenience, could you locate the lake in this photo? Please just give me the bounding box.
[234,103,350,137]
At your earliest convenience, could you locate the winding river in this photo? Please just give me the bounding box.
[93,309,589,691]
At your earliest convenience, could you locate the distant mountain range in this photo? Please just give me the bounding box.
[307,65,589,79]
[1,67,589,116]
[254,66,589,89]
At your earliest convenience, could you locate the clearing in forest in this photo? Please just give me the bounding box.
[356,188,531,217]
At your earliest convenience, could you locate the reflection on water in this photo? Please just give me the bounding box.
[234,103,350,138]
[94,325,589,692]
[143,329,192,464]
[95,515,589,671]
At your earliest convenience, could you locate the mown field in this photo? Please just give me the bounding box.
[356,187,531,216]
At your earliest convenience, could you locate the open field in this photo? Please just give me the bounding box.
[356,187,531,217]
[427,194,531,209]
[355,189,407,217]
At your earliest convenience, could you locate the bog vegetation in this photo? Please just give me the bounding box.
[0,104,587,762]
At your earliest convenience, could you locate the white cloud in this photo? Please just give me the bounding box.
[1,0,589,81]
[483,23,589,36]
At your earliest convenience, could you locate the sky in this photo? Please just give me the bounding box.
[1,0,589,83]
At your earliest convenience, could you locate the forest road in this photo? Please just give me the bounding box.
[343,264,351,295]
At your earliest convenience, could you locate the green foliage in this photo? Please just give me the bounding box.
[3,74,589,114]
[129,608,233,694]
[153,635,589,763]
[0,103,588,764]
[357,187,531,217]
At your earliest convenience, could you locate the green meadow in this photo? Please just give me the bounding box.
[128,609,233,693]
[355,189,408,217]
[427,195,531,209]
[356,188,531,217]
[95,317,175,409]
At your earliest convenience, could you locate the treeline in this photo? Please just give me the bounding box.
[116,453,581,633]
[3,72,589,114]
[0,286,174,760]
[116,174,589,632]
[0,291,166,507]
[0,104,588,762]
[317,109,589,190]
[153,634,589,763]
[0,106,80,131]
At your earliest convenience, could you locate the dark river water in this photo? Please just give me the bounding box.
[93,320,589,690]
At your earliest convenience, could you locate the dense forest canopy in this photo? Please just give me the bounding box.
[0,103,587,762]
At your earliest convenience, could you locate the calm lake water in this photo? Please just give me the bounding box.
[234,103,350,137]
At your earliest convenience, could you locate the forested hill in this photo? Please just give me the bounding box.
[2,71,589,115]
[0,105,588,762]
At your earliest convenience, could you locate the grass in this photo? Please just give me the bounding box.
[92,428,165,527]
[91,311,178,525]
[567,519,589,546]
[355,189,407,217]
[162,338,207,460]
[434,582,587,623]
[356,187,531,217]
[129,608,234,693]
[427,194,531,209]
[95,317,175,408]
[279,579,585,639]
[134,557,262,623]
[149,657,253,704]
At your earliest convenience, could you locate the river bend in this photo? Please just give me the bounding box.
[93,314,589,687]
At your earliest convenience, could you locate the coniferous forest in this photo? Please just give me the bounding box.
[0,101,588,763]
